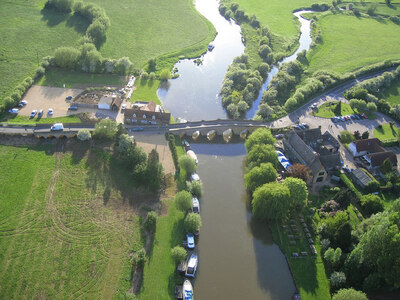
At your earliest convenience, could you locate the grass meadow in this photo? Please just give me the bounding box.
[0,144,147,299]
[0,114,82,125]
[0,0,84,101]
[131,79,162,106]
[374,123,399,141]
[306,13,400,74]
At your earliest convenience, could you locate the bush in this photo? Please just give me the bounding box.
[366,102,377,112]
[332,288,368,300]
[54,47,80,69]
[159,69,171,81]
[46,0,73,13]
[114,57,133,75]
[77,129,91,141]
[184,213,202,233]
[86,20,107,48]
[178,155,197,174]
[244,162,276,193]
[360,194,384,217]
[175,191,193,212]
[93,119,118,140]
[247,144,278,169]
[187,180,203,198]
[245,128,276,152]
[252,182,290,220]
[133,248,147,268]
[144,211,157,232]
[340,130,355,144]
[330,271,346,290]
[171,246,187,264]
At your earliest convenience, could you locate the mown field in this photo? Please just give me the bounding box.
[1,0,215,106]
[384,79,400,105]
[0,0,84,101]
[307,13,400,74]
[0,143,146,299]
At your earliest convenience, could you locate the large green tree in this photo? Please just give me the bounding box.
[178,155,197,174]
[252,182,290,220]
[244,162,276,193]
[360,194,384,217]
[245,128,276,152]
[175,191,193,212]
[284,177,308,210]
[54,47,80,69]
[247,144,278,169]
[184,213,202,233]
[93,119,118,140]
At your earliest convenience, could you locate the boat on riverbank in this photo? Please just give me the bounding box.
[187,150,198,164]
[192,197,200,213]
[185,254,198,278]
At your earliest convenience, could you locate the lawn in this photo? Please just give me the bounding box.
[37,69,127,88]
[314,101,356,118]
[0,144,144,299]
[341,2,400,17]
[383,79,400,105]
[131,79,162,105]
[138,198,185,299]
[307,13,400,74]
[0,0,84,102]
[0,114,82,125]
[373,123,399,142]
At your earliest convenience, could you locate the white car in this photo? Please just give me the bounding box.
[30,110,37,118]
[50,123,64,131]
[121,103,127,111]
[48,108,53,115]
[8,108,19,114]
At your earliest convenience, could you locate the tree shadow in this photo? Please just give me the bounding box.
[66,13,90,35]
[40,8,69,27]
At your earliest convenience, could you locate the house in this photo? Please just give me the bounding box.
[98,94,122,111]
[365,151,397,170]
[124,108,170,125]
[283,127,342,184]
[348,138,384,157]
[350,168,373,189]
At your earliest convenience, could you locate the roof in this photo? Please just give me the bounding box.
[367,151,398,167]
[287,131,317,165]
[124,108,170,123]
[98,95,115,106]
[351,168,373,187]
[353,138,384,153]
[141,101,157,112]
[320,154,341,170]
[112,96,122,108]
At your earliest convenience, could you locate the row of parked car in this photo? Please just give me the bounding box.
[293,123,309,130]
[30,108,53,118]
[331,113,368,123]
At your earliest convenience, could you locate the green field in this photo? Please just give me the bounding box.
[38,69,127,89]
[307,13,400,74]
[131,79,162,105]
[314,101,356,118]
[341,2,400,16]
[383,79,400,105]
[0,144,145,299]
[0,114,82,125]
[0,0,84,100]
[1,0,215,106]
[374,123,399,141]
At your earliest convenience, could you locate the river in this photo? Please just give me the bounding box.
[156,0,314,298]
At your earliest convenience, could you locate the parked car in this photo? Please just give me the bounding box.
[301,123,309,128]
[50,123,64,131]
[131,127,144,131]
[360,113,368,119]
[187,233,195,249]
[30,110,37,117]
[68,106,78,111]
[121,103,127,112]
[66,95,73,100]
[274,134,284,139]
[20,100,28,105]
[331,117,338,123]
[354,114,361,120]
[350,115,356,120]
[38,109,43,117]
[48,108,53,115]
[8,108,19,114]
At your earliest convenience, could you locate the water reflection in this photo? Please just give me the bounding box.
[158,0,244,121]
[190,143,296,299]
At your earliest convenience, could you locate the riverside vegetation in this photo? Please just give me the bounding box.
[243,128,400,299]
[217,0,400,120]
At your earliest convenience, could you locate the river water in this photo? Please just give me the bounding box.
[190,142,296,299]
[156,1,314,298]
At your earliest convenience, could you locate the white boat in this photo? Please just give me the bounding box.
[190,173,200,182]
[207,130,216,141]
[183,280,194,300]
[187,150,198,164]
[185,254,198,278]
[192,131,200,140]
[192,197,200,214]
[223,128,233,143]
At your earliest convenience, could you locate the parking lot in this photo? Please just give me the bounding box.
[20,85,83,118]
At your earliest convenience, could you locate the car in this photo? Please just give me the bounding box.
[350,115,356,120]
[301,123,309,128]
[48,108,53,115]
[339,116,345,122]
[331,117,338,123]
[20,100,28,105]
[8,108,19,114]
[38,109,43,117]
[121,103,127,111]
[354,114,361,120]
[50,123,64,131]
[131,127,144,132]
[361,113,368,119]
[66,96,73,100]
[68,106,78,111]
[274,134,284,139]
[344,116,350,121]
[30,110,37,117]
[187,233,195,249]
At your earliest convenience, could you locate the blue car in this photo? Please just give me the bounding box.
[132,127,144,132]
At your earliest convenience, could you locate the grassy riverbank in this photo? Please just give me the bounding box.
[0,144,144,299]
[307,13,400,74]
[131,79,162,106]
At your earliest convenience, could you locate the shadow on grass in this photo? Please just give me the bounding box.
[40,8,69,27]
[67,13,90,35]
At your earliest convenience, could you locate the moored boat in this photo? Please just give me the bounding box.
[187,150,198,164]
[183,280,194,300]
[192,197,200,214]
[185,253,198,278]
